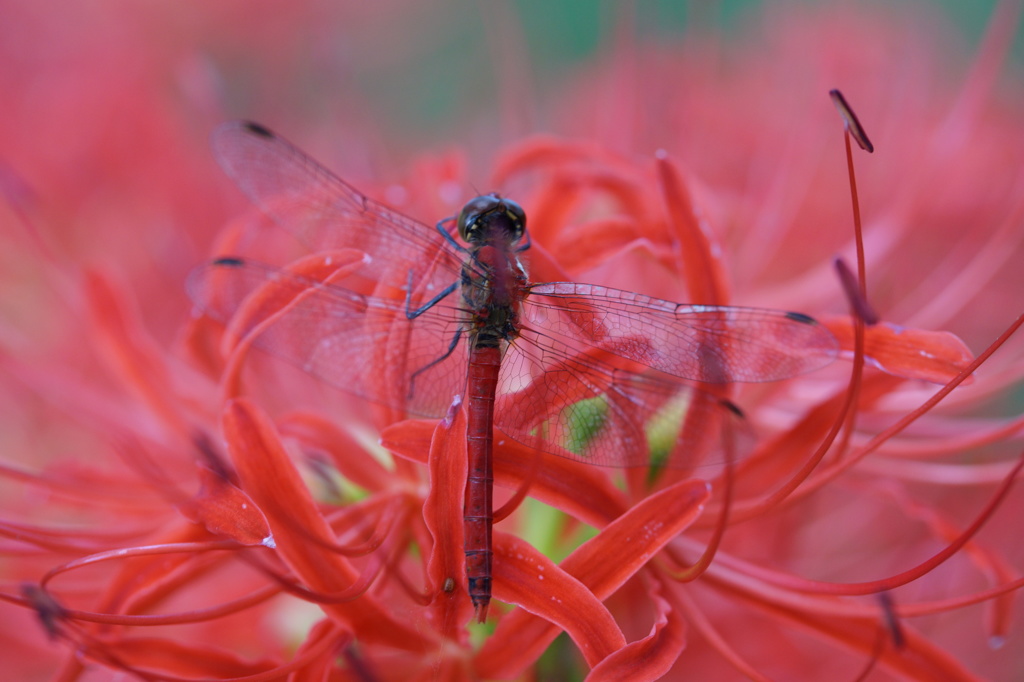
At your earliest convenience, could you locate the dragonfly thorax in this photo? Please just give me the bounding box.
[457,194,526,245]
[462,241,527,349]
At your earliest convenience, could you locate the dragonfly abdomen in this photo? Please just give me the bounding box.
[464,343,500,623]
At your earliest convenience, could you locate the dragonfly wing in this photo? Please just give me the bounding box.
[494,335,735,469]
[187,257,468,419]
[523,283,838,384]
[212,121,464,292]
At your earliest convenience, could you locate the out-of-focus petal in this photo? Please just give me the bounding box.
[824,317,975,383]
[277,411,393,493]
[81,636,282,678]
[85,269,192,438]
[179,465,273,547]
[217,250,369,350]
[213,250,370,399]
[656,154,730,305]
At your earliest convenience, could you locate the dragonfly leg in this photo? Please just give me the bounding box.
[408,328,463,400]
[436,217,470,253]
[516,229,531,252]
[404,271,457,320]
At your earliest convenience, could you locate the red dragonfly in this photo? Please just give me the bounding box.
[189,121,839,622]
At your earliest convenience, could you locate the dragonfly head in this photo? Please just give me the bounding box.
[457,194,526,246]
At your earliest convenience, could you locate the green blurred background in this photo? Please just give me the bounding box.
[316,0,1021,146]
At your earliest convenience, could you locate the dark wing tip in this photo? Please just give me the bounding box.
[212,256,245,267]
[240,121,274,138]
[784,311,817,325]
[721,400,745,419]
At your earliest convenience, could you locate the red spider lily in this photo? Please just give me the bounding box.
[2,2,1024,681]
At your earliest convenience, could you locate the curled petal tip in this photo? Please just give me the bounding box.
[442,395,463,426]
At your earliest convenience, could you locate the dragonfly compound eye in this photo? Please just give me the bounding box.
[501,198,527,242]
[457,195,500,242]
[457,194,526,244]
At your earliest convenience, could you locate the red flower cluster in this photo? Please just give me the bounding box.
[1,2,1023,680]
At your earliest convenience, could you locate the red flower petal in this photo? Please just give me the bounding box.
[379,419,434,465]
[382,420,629,527]
[82,635,281,678]
[547,217,639,273]
[494,438,630,528]
[656,154,729,305]
[85,269,190,437]
[587,590,686,682]
[179,465,272,547]
[277,411,393,493]
[824,317,974,384]
[478,478,709,677]
[216,250,370,398]
[491,532,626,668]
[221,398,434,652]
[421,401,474,636]
[222,250,370,347]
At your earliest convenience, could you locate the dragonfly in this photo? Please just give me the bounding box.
[188,121,839,622]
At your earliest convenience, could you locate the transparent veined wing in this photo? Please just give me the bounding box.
[212,121,465,296]
[187,255,469,419]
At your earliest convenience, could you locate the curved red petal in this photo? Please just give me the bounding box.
[86,635,281,677]
[478,479,709,677]
[277,411,393,493]
[655,154,730,305]
[380,418,435,465]
[222,398,434,653]
[824,317,975,384]
[179,465,272,546]
[587,590,686,682]
[85,269,190,437]
[490,532,626,669]
[422,401,474,635]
